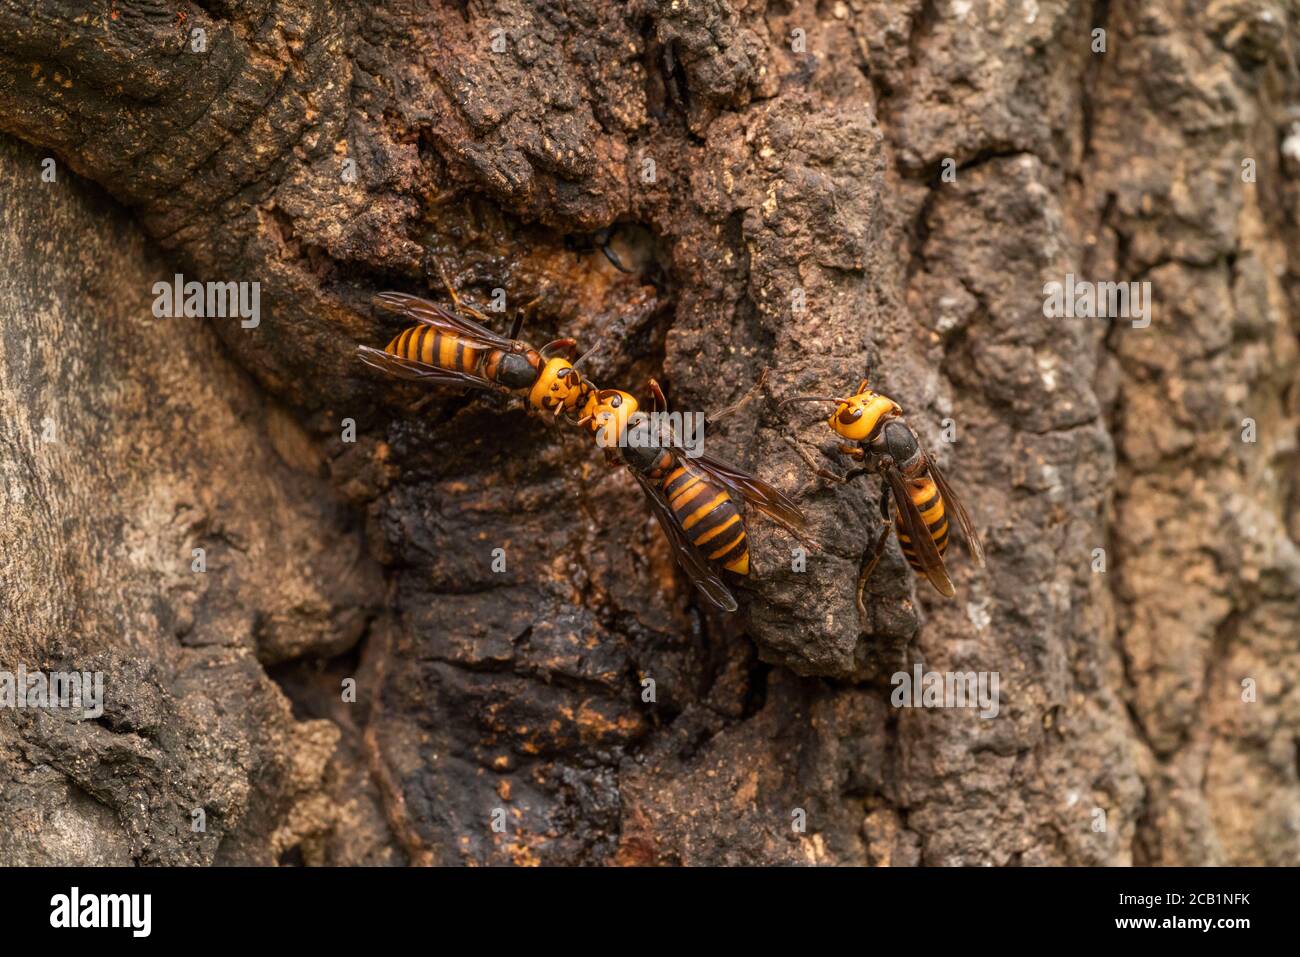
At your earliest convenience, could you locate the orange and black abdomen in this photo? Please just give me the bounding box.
[894,477,949,572]
[661,461,749,575]
[386,325,483,374]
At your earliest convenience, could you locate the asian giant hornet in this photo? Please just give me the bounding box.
[580,382,807,612]
[357,288,596,422]
[564,225,632,274]
[782,369,984,622]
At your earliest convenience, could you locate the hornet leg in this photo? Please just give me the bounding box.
[856,483,894,626]
[406,393,437,415]
[435,260,463,310]
[509,295,544,340]
[784,435,851,484]
[599,235,631,273]
[646,377,669,415]
[707,369,769,425]
[435,260,496,324]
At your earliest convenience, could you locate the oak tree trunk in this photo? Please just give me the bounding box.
[1,0,1298,865]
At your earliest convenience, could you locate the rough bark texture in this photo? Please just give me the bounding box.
[1,0,1298,865]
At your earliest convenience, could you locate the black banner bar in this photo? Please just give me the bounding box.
[0,866,1276,943]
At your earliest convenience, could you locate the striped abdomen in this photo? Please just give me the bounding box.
[894,477,949,572]
[661,460,749,575]
[386,325,483,375]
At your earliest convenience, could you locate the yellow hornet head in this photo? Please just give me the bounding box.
[784,378,903,442]
[580,389,638,448]
[827,391,870,441]
[529,358,589,414]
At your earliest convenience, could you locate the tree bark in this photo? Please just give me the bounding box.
[1,0,1298,865]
